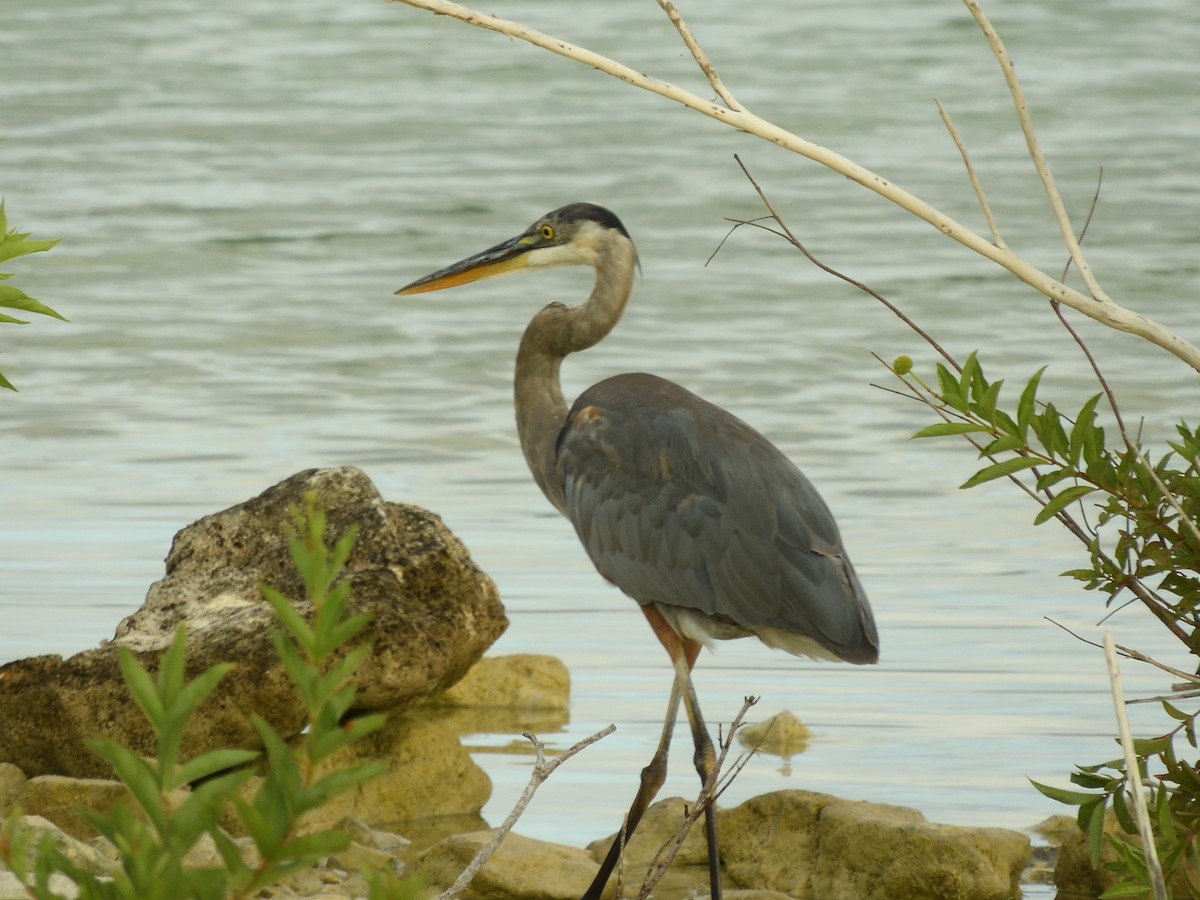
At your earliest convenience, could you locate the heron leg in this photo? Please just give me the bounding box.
[581,606,705,900]
[675,651,722,900]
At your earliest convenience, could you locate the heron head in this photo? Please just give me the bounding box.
[395,202,634,295]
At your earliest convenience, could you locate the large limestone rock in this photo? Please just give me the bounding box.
[222,710,494,838]
[586,796,713,897]
[0,467,507,778]
[413,830,599,899]
[582,791,1029,899]
[587,796,711,870]
[720,790,1030,900]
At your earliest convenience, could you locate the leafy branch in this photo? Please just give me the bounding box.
[0,200,64,391]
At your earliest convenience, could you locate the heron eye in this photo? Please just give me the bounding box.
[539,224,555,241]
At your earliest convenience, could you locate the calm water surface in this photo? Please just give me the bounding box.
[4,0,1200,888]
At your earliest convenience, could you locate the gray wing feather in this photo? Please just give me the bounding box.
[556,372,878,663]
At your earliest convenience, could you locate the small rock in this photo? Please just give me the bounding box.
[326,839,399,875]
[0,871,80,900]
[19,776,144,842]
[737,710,811,759]
[329,815,410,853]
[10,815,115,878]
[435,654,570,710]
[413,830,598,899]
[0,763,26,811]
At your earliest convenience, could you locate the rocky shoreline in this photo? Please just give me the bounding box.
[0,469,1098,898]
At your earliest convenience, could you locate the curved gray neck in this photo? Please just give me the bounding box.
[514,232,637,514]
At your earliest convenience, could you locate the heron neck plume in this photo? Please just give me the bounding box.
[514,230,638,514]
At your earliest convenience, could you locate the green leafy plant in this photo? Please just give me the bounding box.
[0,200,64,391]
[889,350,1200,898]
[0,495,425,899]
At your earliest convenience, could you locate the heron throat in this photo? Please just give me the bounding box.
[513,230,638,516]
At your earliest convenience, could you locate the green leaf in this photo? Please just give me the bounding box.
[910,422,993,439]
[961,456,1041,489]
[1100,882,1157,898]
[1084,798,1107,867]
[981,433,1025,456]
[323,644,372,687]
[0,238,59,265]
[230,794,275,851]
[86,740,169,832]
[1033,403,1070,458]
[935,363,968,413]
[176,747,260,786]
[1035,467,1076,491]
[173,662,236,723]
[304,763,385,806]
[1131,735,1172,757]
[1016,366,1047,440]
[117,649,166,727]
[1068,393,1103,467]
[1030,779,1099,806]
[329,527,358,576]
[959,351,982,401]
[991,408,1020,436]
[1110,786,1135,834]
[973,377,1003,423]
[271,829,351,867]
[0,285,66,320]
[1034,485,1097,525]
[261,585,315,647]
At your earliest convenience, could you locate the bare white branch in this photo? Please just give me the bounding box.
[655,0,741,110]
[390,0,1200,373]
[437,725,616,900]
[935,98,1007,251]
[961,0,1110,304]
[1103,633,1168,900]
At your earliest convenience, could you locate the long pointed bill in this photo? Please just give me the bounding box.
[394,234,534,295]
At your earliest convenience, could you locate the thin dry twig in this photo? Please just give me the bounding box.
[716,157,1111,548]
[437,725,616,900]
[1046,167,1135,451]
[1103,632,1169,900]
[723,154,960,372]
[1046,617,1200,685]
[655,0,740,110]
[637,696,759,899]
[935,97,1007,250]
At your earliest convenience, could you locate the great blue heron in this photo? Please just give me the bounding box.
[397,202,879,900]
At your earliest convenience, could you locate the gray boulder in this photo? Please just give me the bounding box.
[0,467,507,778]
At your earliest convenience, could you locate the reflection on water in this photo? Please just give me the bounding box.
[3,4,1198,896]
